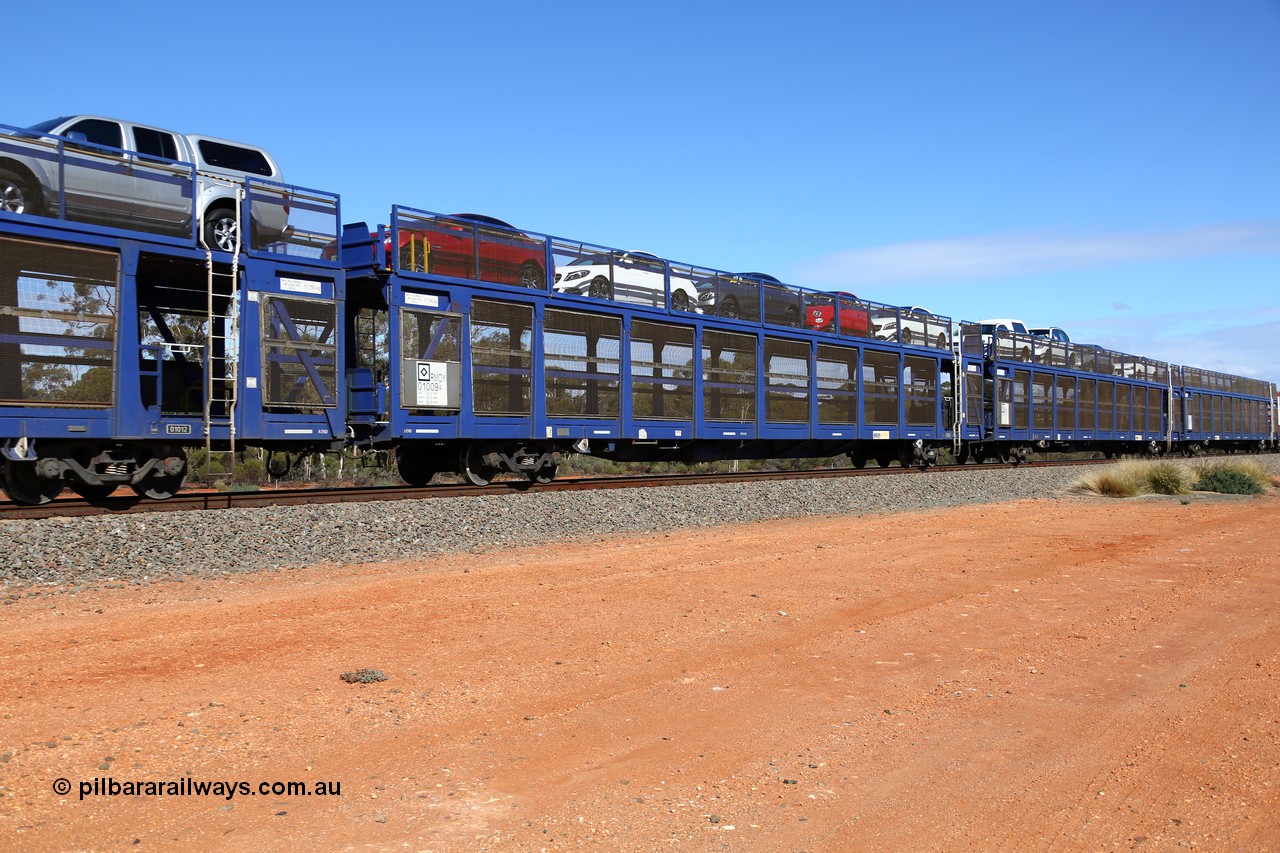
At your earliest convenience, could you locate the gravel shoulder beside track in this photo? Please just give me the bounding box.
[4,458,1278,588]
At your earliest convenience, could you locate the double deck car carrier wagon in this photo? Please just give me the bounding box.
[0,118,1275,503]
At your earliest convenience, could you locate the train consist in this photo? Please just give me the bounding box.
[1,120,1276,504]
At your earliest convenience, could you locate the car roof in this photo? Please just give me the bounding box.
[452,213,517,229]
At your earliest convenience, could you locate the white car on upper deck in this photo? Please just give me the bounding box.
[553,250,701,313]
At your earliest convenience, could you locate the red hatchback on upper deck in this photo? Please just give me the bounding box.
[805,291,870,336]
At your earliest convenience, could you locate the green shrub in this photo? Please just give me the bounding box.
[1193,465,1265,495]
[232,455,266,484]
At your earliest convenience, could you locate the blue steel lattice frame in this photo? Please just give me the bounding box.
[359,215,970,460]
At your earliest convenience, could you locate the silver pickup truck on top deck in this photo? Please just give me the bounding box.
[0,114,290,251]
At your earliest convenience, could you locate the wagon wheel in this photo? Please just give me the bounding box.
[460,444,498,486]
[2,461,63,505]
[527,463,558,484]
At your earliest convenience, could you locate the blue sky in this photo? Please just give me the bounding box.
[7,1,1279,384]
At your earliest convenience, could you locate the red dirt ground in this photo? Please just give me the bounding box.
[1,495,1278,851]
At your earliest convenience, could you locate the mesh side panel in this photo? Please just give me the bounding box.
[1079,378,1096,431]
[400,309,461,412]
[471,299,532,416]
[764,337,809,423]
[260,295,337,408]
[1116,385,1133,432]
[1013,371,1030,430]
[817,344,858,425]
[904,356,937,427]
[862,350,898,426]
[1032,374,1053,430]
[703,330,756,422]
[965,374,984,428]
[395,213,547,288]
[630,320,694,421]
[1056,375,1076,431]
[544,309,621,418]
[0,236,118,405]
[1098,382,1114,431]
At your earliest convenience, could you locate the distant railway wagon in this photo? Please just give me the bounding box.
[0,120,1275,504]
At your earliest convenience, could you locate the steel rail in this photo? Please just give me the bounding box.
[0,457,1121,521]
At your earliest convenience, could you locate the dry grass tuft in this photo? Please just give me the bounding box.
[1071,462,1151,498]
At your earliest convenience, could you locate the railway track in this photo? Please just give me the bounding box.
[0,457,1119,520]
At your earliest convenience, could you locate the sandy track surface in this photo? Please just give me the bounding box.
[2,496,1278,851]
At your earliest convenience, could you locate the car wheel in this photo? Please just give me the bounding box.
[1019,346,1032,361]
[516,262,544,289]
[720,296,740,319]
[784,305,800,327]
[671,289,691,312]
[936,333,948,349]
[901,329,914,346]
[588,277,612,299]
[398,243,426,273]
[203,207,240,252]
[0,167,41,216]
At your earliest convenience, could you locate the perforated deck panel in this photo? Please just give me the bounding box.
[0,236,118,405]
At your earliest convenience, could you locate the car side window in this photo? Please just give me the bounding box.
[65,119,123,152]
[133,127,180,163]
[196,140,273,176]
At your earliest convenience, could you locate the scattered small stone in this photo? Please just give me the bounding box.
[8,462,1222,589]
[783,779,798,785]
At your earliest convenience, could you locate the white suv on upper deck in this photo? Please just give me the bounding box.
[0,115,289,251]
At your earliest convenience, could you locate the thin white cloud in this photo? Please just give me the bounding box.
[794,220,1280,287]
[1069,308,1280,384]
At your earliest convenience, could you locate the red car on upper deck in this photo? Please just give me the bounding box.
[329,213,547,289]
[805,291,870,336]
[394,213,545,288]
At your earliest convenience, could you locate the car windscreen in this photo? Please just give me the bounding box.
[24,117,73,134]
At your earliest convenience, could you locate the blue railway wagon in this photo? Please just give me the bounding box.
[1173,366,1276,454]
[339,210,980,484]
[0,168,349,504]
[964,326,1275,460]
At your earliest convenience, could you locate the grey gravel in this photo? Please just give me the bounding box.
[3,457,1276,590]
